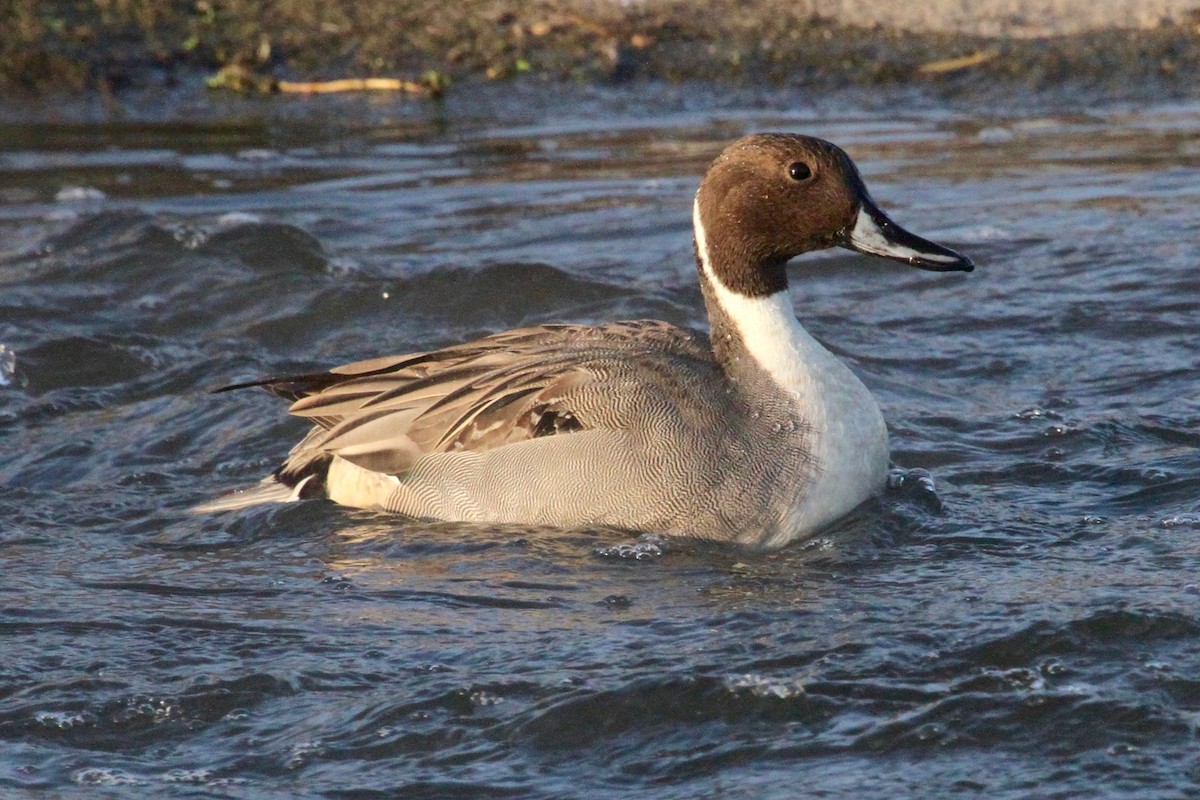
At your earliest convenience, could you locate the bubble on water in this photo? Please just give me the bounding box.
[888,467,931,492]
[887,467,943,512]
[595,532,668,560]
[1015,406,1060,420]
[55,185,106,202]
[321,573,353,588]
[1040,660,1068,677]
[326,257,361,276]
[915,722,948,742]
[1042,423,1079,437]
[116,696,177,725]
[169,223,209,249]
[724,673,805,699]
[285,740,322,770]
[161,768,214,784]
[799,536,833,552]
[470,690,503,707]
[75,768,145,786]
[984,666,1045,691]
[1160,515,1200,528]
[413,662,453,674]
[35,710,88,728]
[0,344,15,387]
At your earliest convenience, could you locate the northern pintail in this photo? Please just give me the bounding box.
[196,133,973,549]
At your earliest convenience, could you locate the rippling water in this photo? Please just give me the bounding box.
[2,88,1199,798]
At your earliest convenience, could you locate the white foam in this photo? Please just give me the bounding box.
[0,344,14,387]
[55,186,106,202]
[74,768,145,786]
[725,673,806,699]
[216,211,263,227]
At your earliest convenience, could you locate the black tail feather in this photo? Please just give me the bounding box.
[214,372,350,402]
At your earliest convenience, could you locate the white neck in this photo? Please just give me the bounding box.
[692,196,889,542]
[692,198,825,396]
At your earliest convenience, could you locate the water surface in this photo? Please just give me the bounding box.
[2,88,1199,798]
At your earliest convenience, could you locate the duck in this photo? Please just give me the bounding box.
[195,133,973,549]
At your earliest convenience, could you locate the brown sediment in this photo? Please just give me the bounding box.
[3,0,1199,96]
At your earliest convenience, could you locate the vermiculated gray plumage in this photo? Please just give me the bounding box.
[251,319,813,545]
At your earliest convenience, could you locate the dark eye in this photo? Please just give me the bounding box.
[788,162,813,181]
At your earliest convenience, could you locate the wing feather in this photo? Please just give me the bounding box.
[260,321,710,480]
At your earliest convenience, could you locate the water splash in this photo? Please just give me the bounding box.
[594,532,668,560]
[35,710,89,729]
[724,673,806,699]
[0,344,15,387]
[74,768,145,786]
[887,467,943,512]
[169,223,209,249]
[1161,515,1200,528]
[55,186,106,202]
[216,211,264,228]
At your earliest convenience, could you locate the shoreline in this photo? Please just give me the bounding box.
[4,1,1200,103]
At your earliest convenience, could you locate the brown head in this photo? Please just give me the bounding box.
[694,133,973,298]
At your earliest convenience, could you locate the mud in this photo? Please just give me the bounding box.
[3,0,1200,101]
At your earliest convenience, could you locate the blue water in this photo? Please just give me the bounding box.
[1,87,1199,798]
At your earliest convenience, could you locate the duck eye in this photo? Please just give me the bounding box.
[787,162,813,181]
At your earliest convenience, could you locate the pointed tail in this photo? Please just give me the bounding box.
[189,475,316,514]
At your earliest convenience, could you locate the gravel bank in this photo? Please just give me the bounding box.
[2,0,1199,98]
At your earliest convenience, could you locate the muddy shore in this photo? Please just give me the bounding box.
[3,1,1200,107]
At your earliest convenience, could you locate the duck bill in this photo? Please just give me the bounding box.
[839,201,974,272]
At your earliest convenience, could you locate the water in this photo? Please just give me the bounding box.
[2,86,1200,798]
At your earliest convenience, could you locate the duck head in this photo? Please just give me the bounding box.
[694,133,974,298]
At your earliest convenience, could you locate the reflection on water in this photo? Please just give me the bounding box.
[1,90,1199,798]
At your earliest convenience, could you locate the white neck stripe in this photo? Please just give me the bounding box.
[691,195,889,539]
[693,197,819,397]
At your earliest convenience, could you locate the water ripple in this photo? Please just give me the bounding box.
[1,97,1199,799]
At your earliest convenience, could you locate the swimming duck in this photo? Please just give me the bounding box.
[196,133,973,549]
